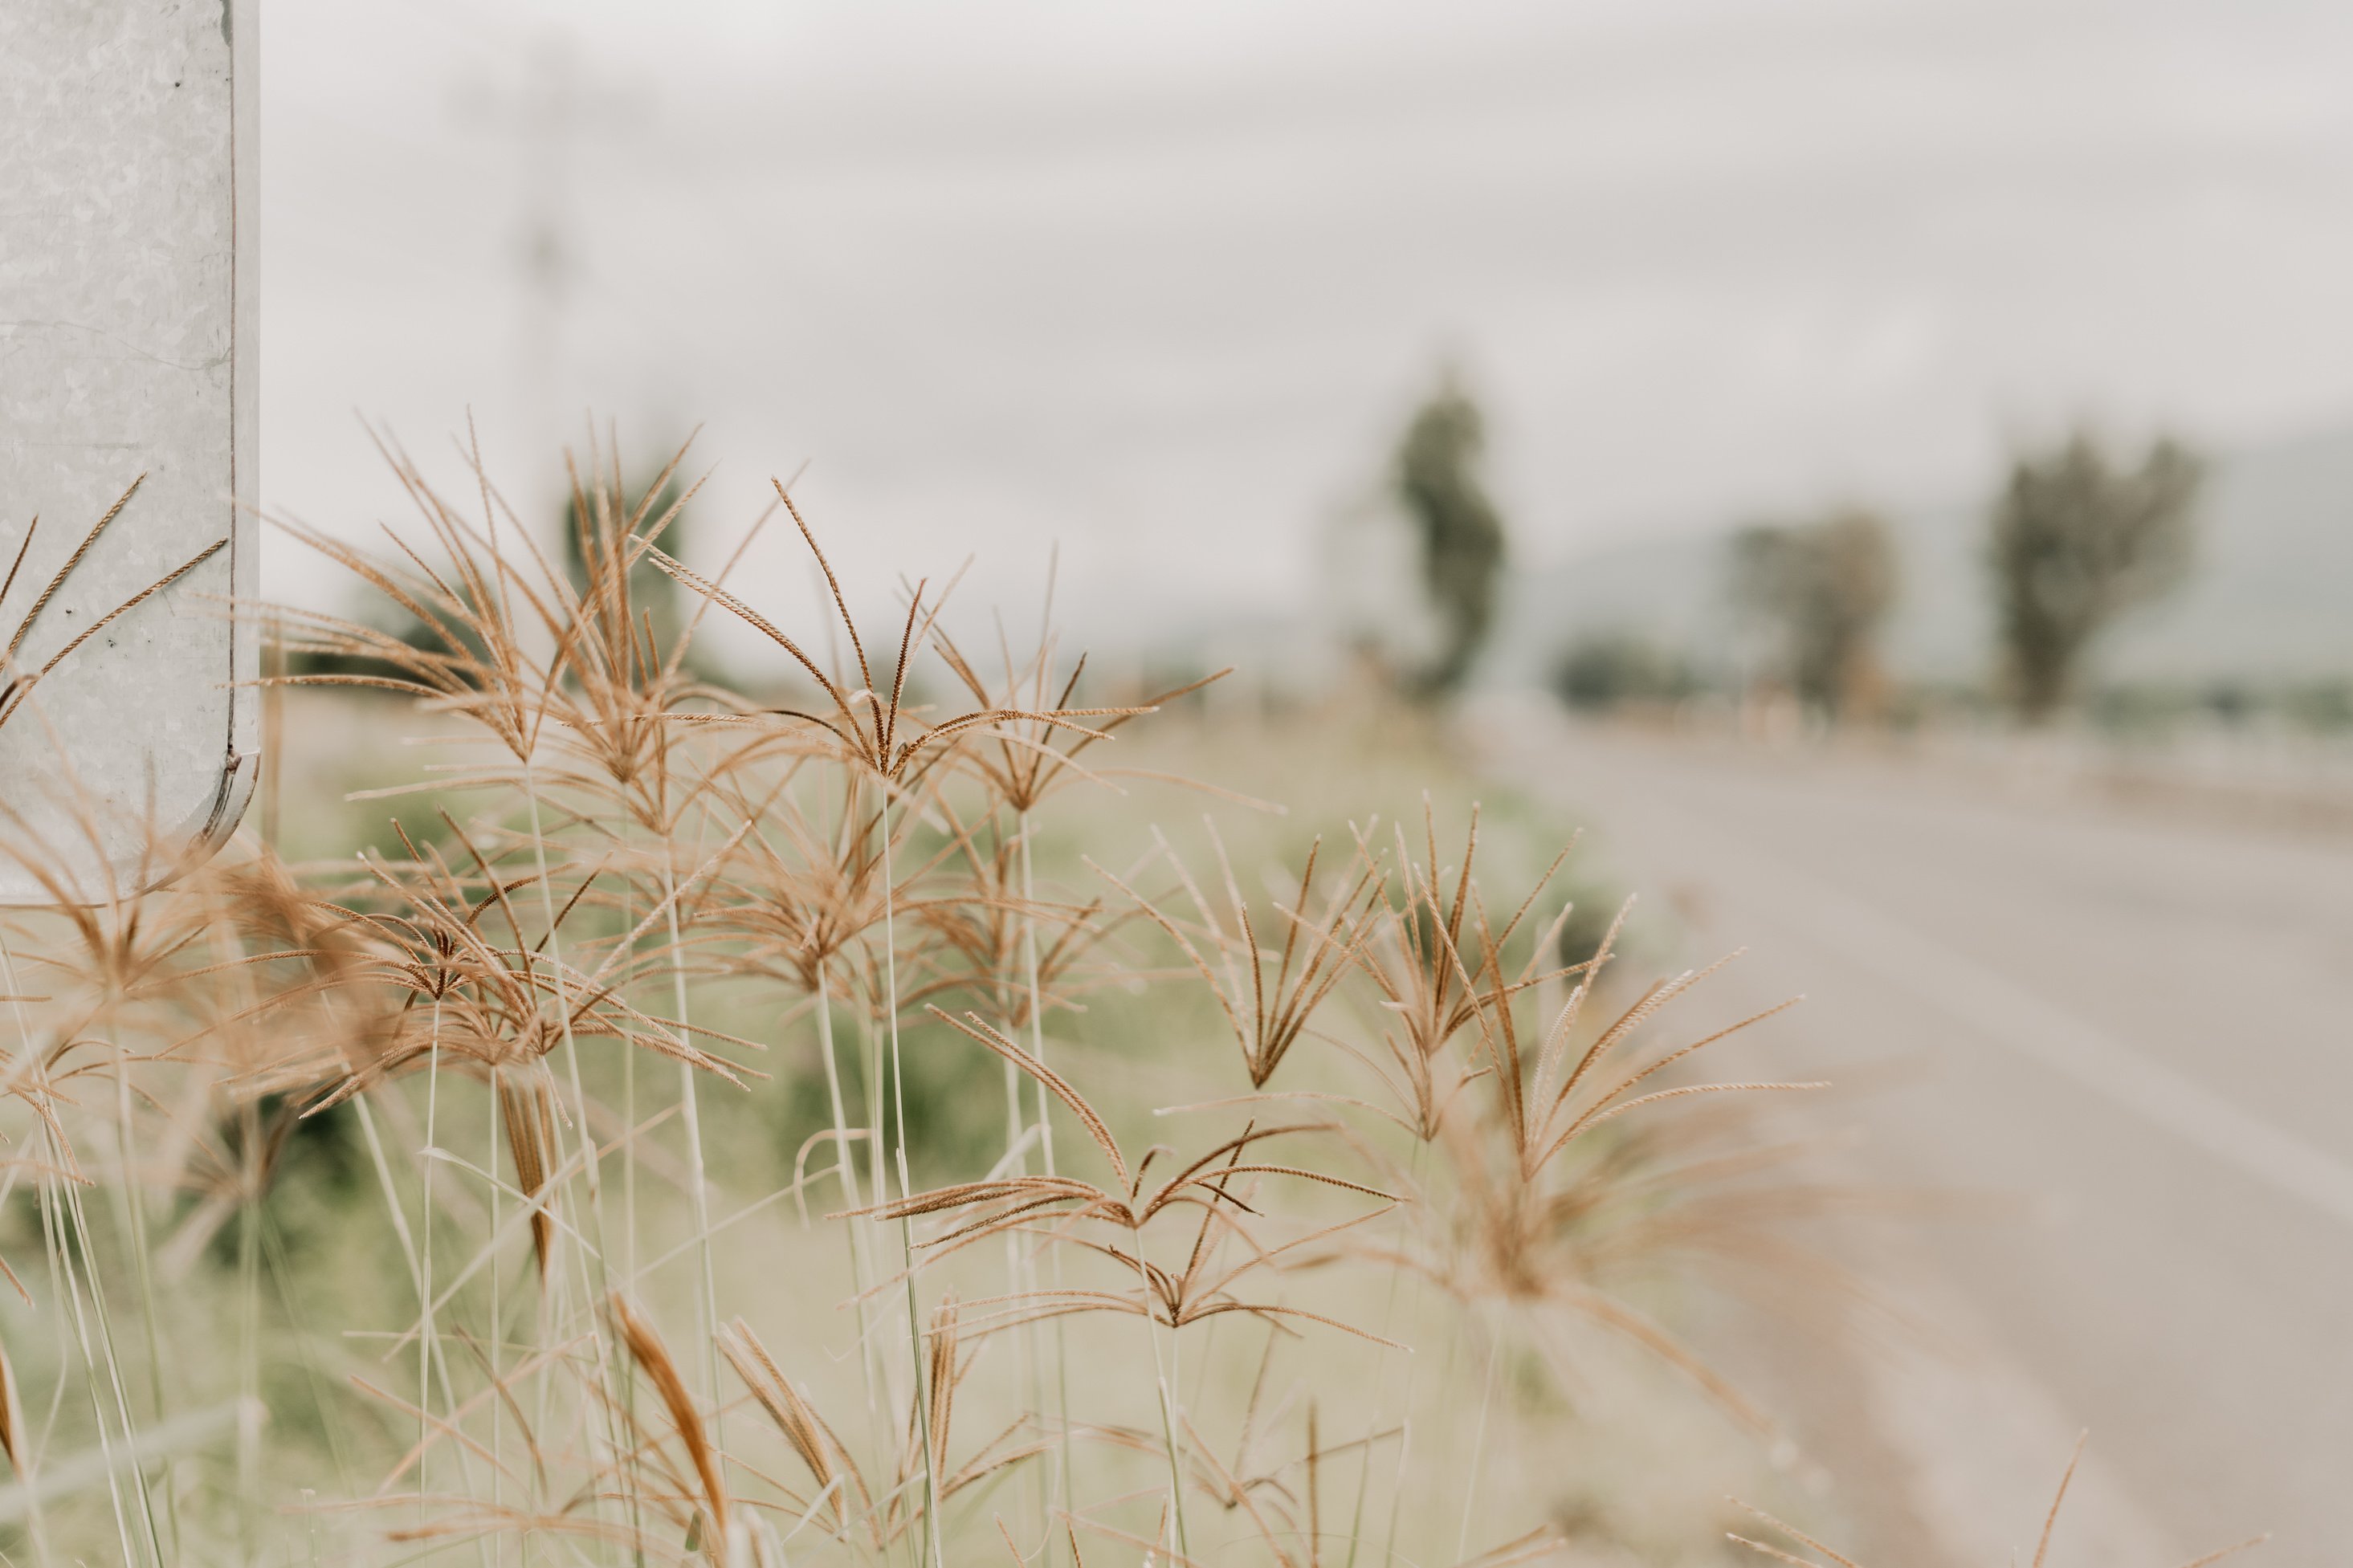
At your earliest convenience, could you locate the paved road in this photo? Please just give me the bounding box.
[1494,714,2353,1565]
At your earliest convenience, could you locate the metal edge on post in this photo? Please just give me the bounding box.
[222,0,263,836]
[113,0,261,902]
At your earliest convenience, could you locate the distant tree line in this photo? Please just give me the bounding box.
[1728,507,1898,722]
[1550,426,2209,729]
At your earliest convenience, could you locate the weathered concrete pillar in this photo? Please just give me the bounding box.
[0,0,259,899]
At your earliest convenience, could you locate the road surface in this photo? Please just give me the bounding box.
[1492,712,2352,1566]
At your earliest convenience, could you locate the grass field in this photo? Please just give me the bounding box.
[0,447,2118,1566]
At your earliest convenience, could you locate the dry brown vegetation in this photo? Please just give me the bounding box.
[0,436,2254,1566]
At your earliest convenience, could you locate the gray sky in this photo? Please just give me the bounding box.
[262,0,2353,643]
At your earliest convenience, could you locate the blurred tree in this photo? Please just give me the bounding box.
[1988,430,2203,723]
[1728,507,1898,721]
[2286,677,2353,734]
[1550,631,1698,713]
[1393,375,1507,698]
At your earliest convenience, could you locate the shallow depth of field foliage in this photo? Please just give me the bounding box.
[1727,509,1898,725]
[0,435,1923,1566]
[1989,430,2203,723]
[1393,377,1509,700]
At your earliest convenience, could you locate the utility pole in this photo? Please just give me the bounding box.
[515,33,580,482]
[451,25,642,525]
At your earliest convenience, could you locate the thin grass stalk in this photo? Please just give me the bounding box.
[823,768,903,1565]
[406,1102,505,1568]
[814,951,888,1468]
[1017,812,1076,1558]
[1337,1326,1393,1566]
[879,788,948,1568]
[618,1028,641,1566]
[1377,1137,1454,1566]
[1344,1138,1428,1568]
[0,934,166,1568]
[994,1019,1043,1558]
[0,949,70,1568]
[1456,1319,1503,1566]
[516,767,645,1552]
[981,826,1047,1560]
[620,846,639,1290]
[613,790,652,1567]
[856,993,905,1499]
[349,1092,472,1464]
[14,1366,54,1568]
[1130,1224,1193,1563]
[662,859,724,1449]
[107,1041,180,1559]
[36,1164,144,1567]
[822,782,906,1524]
[487,1071,503,1566]
[2,927,137,1568]
[812,971,863,1190]
[256,1213,357,1498]
[238,1096,263,1558]
[417,998,443,1542]
[471,432,632,1561]
[0,1203,56,1568]
[1382,1392,1416,1567]
[62,1155,169,1564]
[1419,1288,1475,1564]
